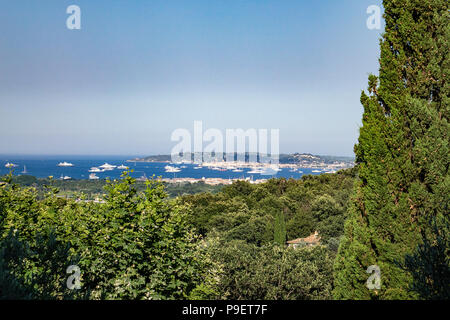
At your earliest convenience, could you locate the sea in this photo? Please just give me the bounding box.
[0,155,324,181]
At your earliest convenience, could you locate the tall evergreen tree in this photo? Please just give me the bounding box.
[274,211,287,246]
[334,0,449,299]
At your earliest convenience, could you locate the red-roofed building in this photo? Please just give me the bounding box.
[287,231,321,248]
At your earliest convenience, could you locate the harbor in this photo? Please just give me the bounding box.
[0,156,354,184]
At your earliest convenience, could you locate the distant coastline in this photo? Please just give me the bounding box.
[127,152,355,172]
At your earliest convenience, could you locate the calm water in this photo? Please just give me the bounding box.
[0,156,324,180]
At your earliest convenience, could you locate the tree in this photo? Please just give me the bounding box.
[74,174,213,299]
[311,195,345,241]
[274,211,287,246]
[0,172,214,300]
[334,0,449,299]
[0,229,80,300]
[207,240,334,300]
[400,215,450,299]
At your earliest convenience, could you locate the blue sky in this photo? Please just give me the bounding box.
[0,0,383,156]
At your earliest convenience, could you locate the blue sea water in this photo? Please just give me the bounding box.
[0,156,324,180]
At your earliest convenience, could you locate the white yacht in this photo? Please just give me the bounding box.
[60,175,72,180]
[21,166,28,174]
[165,165,181,173]
[57,162,74,167]
[117,164,129,170]
[5,162,18,168]
[89,167,104,173]
[99,163,116,171]
[260,166,281,175]
[232,168,244,172]
[89,173,99,180]
[312,170,322,173]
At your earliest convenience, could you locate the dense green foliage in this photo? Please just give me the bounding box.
[1,169,355,300]
[0,229,80,300]
[334,0,449,299]
[179,170,356,299]
[207,239,334,300]
[400,215,449,299]
[181,169,356,247]
[11,175,223,200]
[0,173,216,299]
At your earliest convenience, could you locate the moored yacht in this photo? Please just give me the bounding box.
[165,165,181,173]
[57,162,74,167]
[117,164,129,170]
[99,163,116,171]
[260,166,281,175]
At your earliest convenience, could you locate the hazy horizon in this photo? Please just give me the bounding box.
[0,152,355,159]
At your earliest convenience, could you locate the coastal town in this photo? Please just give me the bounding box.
[157,176,268,186]
[129,153,355,186]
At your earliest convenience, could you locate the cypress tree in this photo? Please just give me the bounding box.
[274,211,287,246]
[333,0,449,299]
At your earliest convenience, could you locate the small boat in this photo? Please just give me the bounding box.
[60,175,72,180]
[248,168,263,174]
[89,173,99,180]
[232,169,244,172]
[5,162,18,168]
[211,167,227,171]
[21,166,28,174]
[117,164,129,170]
[312,170,321,173]
[89,167,104,173]
[57,162,74,167]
